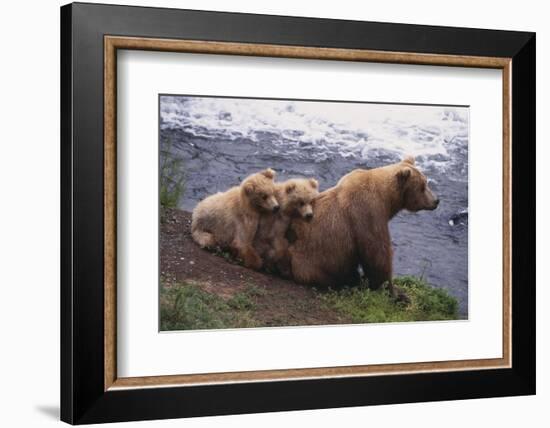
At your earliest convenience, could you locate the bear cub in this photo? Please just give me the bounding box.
[253,177,319,276]
[191,168,278,270]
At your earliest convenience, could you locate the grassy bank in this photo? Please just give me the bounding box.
[160,282,263,330]
[160,276,458,331]
[160,137,186,210]
[320,276,458,323]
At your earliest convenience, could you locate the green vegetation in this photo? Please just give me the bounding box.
[160,283,260,330]
[320,276,458,323]
[160,138,186,209]
[213,248,241,265]
[160,276,459,331]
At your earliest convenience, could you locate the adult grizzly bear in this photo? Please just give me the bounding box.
[191,168,279,270]
[288,156,439,299]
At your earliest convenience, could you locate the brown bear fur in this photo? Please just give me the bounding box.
[191,168,279,270]
[288,157,439,296]
[253,178,319,275]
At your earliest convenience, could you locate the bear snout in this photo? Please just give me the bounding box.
[272,205,280,213]
[300,205,314,219]
[428,196,440,210]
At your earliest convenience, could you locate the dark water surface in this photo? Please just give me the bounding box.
[160,96,469,317]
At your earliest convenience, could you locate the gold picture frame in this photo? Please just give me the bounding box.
[103,36,512,391]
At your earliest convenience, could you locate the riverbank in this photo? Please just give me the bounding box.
[160,208,459,331]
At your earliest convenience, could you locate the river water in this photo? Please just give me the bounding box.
[160,95,469,317]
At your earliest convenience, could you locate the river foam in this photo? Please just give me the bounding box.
[161,95,468,178]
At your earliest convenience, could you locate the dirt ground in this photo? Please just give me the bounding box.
[160,208,350,327]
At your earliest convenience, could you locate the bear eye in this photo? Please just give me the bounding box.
[262,194,268,200]
[300,201,305,207]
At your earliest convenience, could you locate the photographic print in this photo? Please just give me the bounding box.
[159,95,469,331]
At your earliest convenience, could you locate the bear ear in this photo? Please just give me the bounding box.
[403,155,415,165]
[397,167,411,184]
[261,168,276,179]
[243,182,255,195]
[309,178,319,189]
[285,182,296,194]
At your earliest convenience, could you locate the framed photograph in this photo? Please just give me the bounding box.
[61,2,535,424]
